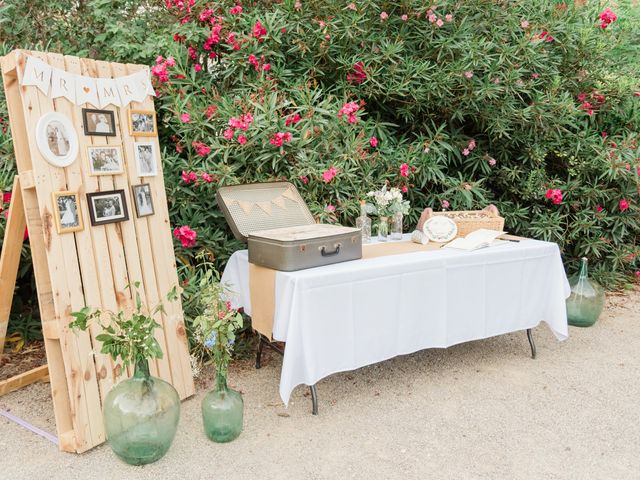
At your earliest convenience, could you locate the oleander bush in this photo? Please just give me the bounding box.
[1,0,639,342]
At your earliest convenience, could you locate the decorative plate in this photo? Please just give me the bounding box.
[422,216,458,242]
[35,112,79,168]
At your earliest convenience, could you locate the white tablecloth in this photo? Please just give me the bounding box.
[221,236,570,406]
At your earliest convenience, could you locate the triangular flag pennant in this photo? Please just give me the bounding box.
[21,56,52,95]
[75,74,99,107]
[236,200,254,215]
[257,201,272,216]
[96,78,122,108]
[131,69,152,102]
[50,68,76,103]
[115,73,139,106]
[271,195,286,209]
[282,188,299,203]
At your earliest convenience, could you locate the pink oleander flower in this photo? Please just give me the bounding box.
[546,35,554,43]
[230,5,242,15]
[401,14,408,21]
[545,188,563,205]
[322,166,338,183]
[237,135,247,145]
[531,73,540,79]
[599,8,617,29]
[269,132,293,147]
[262,63,271,71]
[252,20,267,40]
[619,199,630,212]
[181,170,198,184]
[180,113,191,123]
[441,200,450,209]
[464,71,473,79]
[428,14,437,23]
[201,172,214,183]
[369,136,378,148]
[401,185,408,193]
[462,148,470,156]
[635,271,640,279]
[596,205,604,213]
[338,101,361,123]
[347,62,368,84]
[191,141,211,157]
[173,225,197,248]
[488,157,497,166]
[326,204,336,213]
[445,14,453,22]
[295,0,302,12]
[223,129,235,139]
[380,12,389,21]
[400,163,409,177]
[166,57,176,67]
[347,3,356,11]
[194,63,202,72]
[436,18,444,27]
[521,20,529,28]
[468,139,476,150]
[299,175,309,185]
[285,113,302,126]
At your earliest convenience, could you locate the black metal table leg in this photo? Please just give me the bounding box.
[526,328,536,359]
[310,385,318,415]
[255,336,264,369]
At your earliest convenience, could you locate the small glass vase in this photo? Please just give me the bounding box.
[566,257,605,327]
[390,212,403,240]
[377,216,389,242]
[202,371,244,443]
[103,360,180,465]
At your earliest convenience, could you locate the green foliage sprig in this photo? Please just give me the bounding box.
[69,282,178,371]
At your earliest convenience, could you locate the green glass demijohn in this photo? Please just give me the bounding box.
[103,359,180,465]
[201,370,244,443]
[566,257,605,328]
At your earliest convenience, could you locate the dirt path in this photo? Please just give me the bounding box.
[1,290,639,480]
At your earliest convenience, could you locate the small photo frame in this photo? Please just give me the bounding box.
[87,145,125,176]
[52,191,83,234]
[133,142,158,177]
[128,110,157,137]
[132,184,154,217]
[82,109,116,137]
[86,190,129,226]
[36,112,79,168]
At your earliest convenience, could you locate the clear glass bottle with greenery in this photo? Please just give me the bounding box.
[193,269,244,443]
[69,283,180,465]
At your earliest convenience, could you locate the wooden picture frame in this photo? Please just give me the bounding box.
[52,191,84,234]
[87,145,125,176]
[132,184,155,217]
[133,141,158,177]
[81,109,117,137]
[86,189,129,226]
[128,109,157,137]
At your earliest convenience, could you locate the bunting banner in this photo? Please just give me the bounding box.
[232,188,299,217]
[19,55,155,108]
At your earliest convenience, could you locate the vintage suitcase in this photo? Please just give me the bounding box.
[216,182,362,271]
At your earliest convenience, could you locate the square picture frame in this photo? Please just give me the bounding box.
[87,145,125,176]
[82,109,117,137]
[86,189,129,226]
[52,191,84,234]
[128,110,157,137]
[133,141,158,177]
[132,184,155,217]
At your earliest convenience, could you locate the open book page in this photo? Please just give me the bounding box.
[443,229,506,251]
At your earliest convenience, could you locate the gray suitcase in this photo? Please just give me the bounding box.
[216,182,362,271]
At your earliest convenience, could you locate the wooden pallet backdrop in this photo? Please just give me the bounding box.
[0,49,195,453]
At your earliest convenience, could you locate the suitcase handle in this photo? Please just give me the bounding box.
[320,244,341,257]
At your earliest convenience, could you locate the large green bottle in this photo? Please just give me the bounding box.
[103,360,180,465]
[201,371,244,442]
[566,257,605,327]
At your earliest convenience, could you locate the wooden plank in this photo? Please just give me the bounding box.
[0,176,26,352]
[19,170,35,189]
[125,64,194,398]
[1,50,75,451]
[0,365,49,397]
[17,49,96,452]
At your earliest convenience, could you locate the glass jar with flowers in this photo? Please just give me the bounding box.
[69,283,180,465]
[367,185,411,241]
[193,269,245,443]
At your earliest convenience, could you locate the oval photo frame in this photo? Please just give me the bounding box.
[35,112,79,168]
[422,216,458,243]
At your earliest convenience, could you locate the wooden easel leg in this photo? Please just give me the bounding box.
[0,175,26,353]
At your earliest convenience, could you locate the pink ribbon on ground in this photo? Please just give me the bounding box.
[0,408,58,445]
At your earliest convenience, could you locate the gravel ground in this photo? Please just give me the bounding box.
[1,289,639,480]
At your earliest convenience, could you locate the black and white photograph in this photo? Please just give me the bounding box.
[133,142,157,176]
[128,110,157,136]
[35,112,79,168]
[132,184,154,217]
[87,145,124,176]
[82,109,117,136]
[86,190,129,226]
[52,191,83,234]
